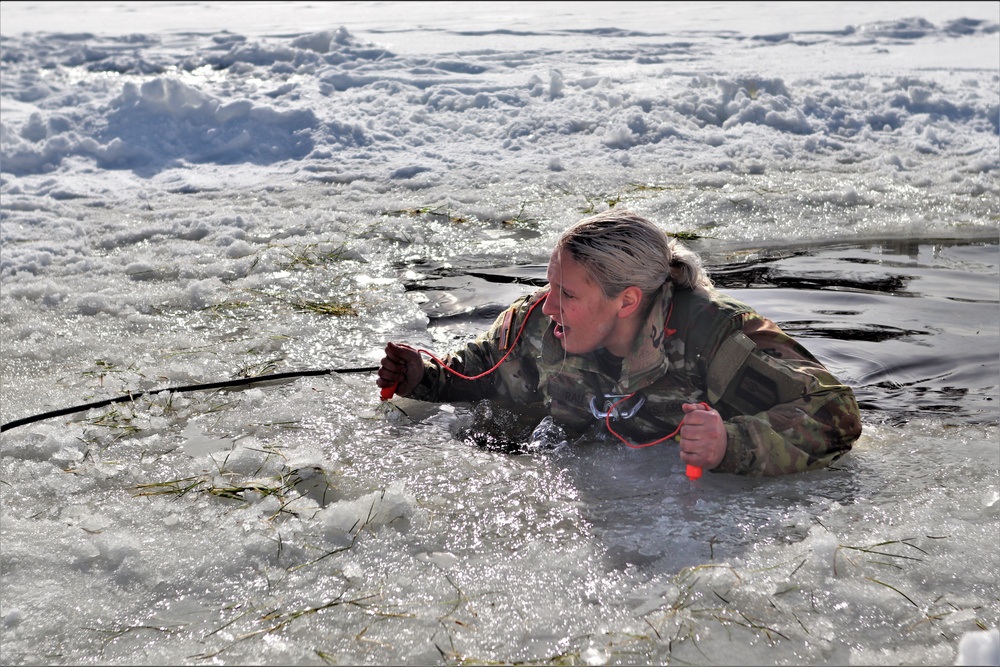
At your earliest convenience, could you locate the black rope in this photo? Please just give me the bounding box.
[0,366,379,433]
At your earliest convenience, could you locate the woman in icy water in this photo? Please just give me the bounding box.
[377,209,862,476]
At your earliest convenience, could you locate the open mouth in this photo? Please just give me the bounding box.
[553,322,566,339]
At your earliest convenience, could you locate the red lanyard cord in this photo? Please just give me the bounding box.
[381,294,547,398]
[604,396,710,448]
[604,397,708,480]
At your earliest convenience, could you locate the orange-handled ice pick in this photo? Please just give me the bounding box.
[380,382,398,401]
[684,401,709,480]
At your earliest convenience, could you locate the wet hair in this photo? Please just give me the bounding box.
[555,209,712,300]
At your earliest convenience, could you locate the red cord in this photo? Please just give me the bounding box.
[416,295,548,382]
[605,396,708,479]
[604,398,709,448]
[380,295,547,400]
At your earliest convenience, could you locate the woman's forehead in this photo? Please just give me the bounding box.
[547,249,596,285]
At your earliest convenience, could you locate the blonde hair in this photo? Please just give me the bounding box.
[555,209,712,300]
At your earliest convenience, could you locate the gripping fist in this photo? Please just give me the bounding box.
[678,402,727,471]
[377,342,424,398]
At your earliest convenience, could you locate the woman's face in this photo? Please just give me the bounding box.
[542,249,633,356]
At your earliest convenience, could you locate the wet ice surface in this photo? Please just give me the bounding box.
[2,414,997,667]
[1,1,998,665]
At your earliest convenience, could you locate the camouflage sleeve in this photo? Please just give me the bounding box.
[709,315,863,477]
[406,291,543,404]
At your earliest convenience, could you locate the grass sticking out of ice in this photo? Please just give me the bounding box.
[232,287,359,318]
[291,298,358,317]
[383,204,470,224]
[81,358,145,384]
[276,241,353,270]
[245,240,357,275]
[132,463,329,519]
[833,537,929,576]
[501,200,539,226]
[202,299,252,317]
[233,358,282,378]
[190,590,400,661]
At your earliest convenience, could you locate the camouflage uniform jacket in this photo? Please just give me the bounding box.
[407,282,862,476]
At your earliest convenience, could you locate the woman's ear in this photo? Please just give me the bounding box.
[616,285,644,318]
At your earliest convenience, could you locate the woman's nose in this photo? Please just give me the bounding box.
[541,293,558,317]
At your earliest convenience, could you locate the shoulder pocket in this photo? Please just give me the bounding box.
[707,332,805,413]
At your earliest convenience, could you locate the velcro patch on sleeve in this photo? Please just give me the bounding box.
[498,308,515,350]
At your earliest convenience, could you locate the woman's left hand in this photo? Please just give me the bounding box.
[678,403,727,470]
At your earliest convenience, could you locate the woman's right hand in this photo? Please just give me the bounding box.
[377,342,424,398]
